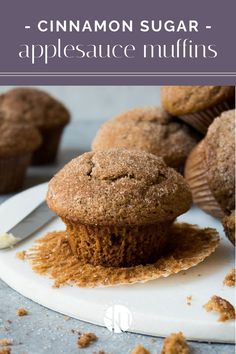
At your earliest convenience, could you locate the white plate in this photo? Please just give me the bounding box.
[0,183,234,343]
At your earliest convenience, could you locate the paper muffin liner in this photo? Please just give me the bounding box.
[25,223,219,288]
[0,153,32,193]
[185,141,224,219]
[32,125,65,165]
[179,99,235,134]
[65,220,168,267]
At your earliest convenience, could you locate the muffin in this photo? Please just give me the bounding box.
[47,149,192,267]
[92,107,200,171]
[161,86,235,134]
[185,110,235,218]
[0,87,70,165]
[0,118,41,193]
[222,211,235,246]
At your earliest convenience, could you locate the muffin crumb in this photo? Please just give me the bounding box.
[0,339,12,347]
[0,348,11,354]
[16,308,28,317]
[186,296,192,305]
[77,332,97,348]
[16,250,26,261]
[161,332,189,354]
[204,296,235,321]
[224,269,235,287]
[131,344,150,354]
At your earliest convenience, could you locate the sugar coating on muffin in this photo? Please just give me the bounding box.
[92,107,199,169]
[185,109,235,218]
[0,87,70,129]
[161,86,235,116]
[47,149,192,225]
[0,119,41,157]
[204,110,235,213]
[47,149,192,267]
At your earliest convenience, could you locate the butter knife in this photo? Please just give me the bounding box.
[0,201,56,249]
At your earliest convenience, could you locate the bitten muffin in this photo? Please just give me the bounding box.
[0,87,70,165]
[0,119,41,193]
[47,149,192,267]
[185,110,235,218]
[92,107,200,170]
[222,211,235,246]
[161,86,235,134]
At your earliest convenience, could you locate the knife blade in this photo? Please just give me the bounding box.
[0,201,57,249]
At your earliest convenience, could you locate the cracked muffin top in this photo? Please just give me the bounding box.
[205,109,235,213]
[0,87,70,129]
[92,107,199,168]
[161,86,235,115]
[47,149,192,226]
[0,118,42,157]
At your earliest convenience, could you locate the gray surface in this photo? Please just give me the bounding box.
[0,122,234,354]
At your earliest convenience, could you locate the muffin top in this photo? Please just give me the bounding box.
[47,149,192,226]
[0,87,70,129]
[0,118,42,157]
[92,107,199,168]
[205,110,235,212]
[161,86,235,115]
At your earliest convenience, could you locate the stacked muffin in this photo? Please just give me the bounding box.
[0,87,70,193]
[161,87,235,245]
[91,86,235,246]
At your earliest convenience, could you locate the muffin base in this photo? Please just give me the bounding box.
[0,153,31,193]
[185,141,224,219]
[179,99,235,134]
[32,125,65,165]
[27,223,220,288]
[65,220,169,267]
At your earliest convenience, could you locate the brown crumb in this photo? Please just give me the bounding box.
[63,316,70,321]
[161,332,189,354]
[223,269,235,287]
[0,348,11,354]
[204,296,235,322]
[131,345,150,354]
[0,339,12,347]
[16,308,28,317]
[186,296,192,306]
[77,332,97,348]
[16,250,26,261]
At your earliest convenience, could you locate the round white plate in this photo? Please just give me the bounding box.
[0,183,234,343]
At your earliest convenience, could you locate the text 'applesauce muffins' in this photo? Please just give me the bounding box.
[185,109,235,219]
[161,86,235,134]
[47,149,192,267]
[0,118,41,193]
[92,107,200,171]
[0,87,70,165]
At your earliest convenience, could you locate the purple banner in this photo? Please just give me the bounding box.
[0,0,235,84]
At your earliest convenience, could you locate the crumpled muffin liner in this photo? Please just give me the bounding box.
[179,100,234,134]
[185,141,224,219]
[25,223,219,288]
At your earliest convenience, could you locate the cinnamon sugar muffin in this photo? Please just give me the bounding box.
[92,107,200,170]
[161,86,235,134]
[185,110,235,218]
[222,211,235,246]
[47,149,192,267]
[0,118,41,193]
[0,87,70,165]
